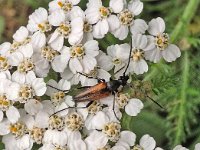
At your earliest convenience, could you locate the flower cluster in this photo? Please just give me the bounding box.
[0,0,184,149]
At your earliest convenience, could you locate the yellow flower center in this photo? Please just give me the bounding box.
[0,94,12,111]
[58,23,71,38]
[155,33,169,50]
[9,122,27,138]
[65,112,84,131]
[38,22,52,32]
[119,9,134,26]
[99,7,110,18]
[17,58,35,73]
[103,122,121,142]
[49,115,65,131]
[19,84,34,103]
[131,49,144,62]
[70,45,85,58]
[0,56,11,71]
[41,46,59,61]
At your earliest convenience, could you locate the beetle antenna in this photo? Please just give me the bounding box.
[123,38,132,76]
[47,84,69,93]
[146,95,166,110]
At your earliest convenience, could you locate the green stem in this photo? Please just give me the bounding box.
[173,51,189,146]
[170,0,200,42]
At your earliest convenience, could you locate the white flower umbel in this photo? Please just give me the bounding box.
[115,93,143,116]
[85,0,122,38]
[52,40,99,74]
[111,0,148,40]
[48,9,83,50]
[146,17,181,63]
[27,7,51,49]
[128,34,155,75]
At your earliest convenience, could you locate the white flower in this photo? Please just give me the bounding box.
[52,40,99,74]
[114,133,156,150]
[116,93,143,116]
[111,0,148,40]
[85,130,108,150]
[0,42,11,56]
[46,79,72,106]
[128,34,155,75]
[48,9,83,49]
[0,78,20,124]
[27,8,51,49]
[7,71,47,103]
[195,143,200,150]
[70,6,93,43]
[85,0,121,38]
[107,43,130,76]
[145,17,181,63]
[49,0,81,14]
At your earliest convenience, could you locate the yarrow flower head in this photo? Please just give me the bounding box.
[0,0,183,149]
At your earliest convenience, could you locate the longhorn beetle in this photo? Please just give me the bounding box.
[49,40,164,119]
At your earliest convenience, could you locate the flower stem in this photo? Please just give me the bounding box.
[173,51,189,146]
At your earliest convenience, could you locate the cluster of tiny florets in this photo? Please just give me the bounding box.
[0,0,189,150]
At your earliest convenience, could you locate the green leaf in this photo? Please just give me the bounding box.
[122,110,167,146]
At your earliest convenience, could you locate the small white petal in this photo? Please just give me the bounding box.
[16,135,33,150]
[144,48,162,63]
[108,15,121,32]
[195,143,200,150]
[6,106,20,123]
[82,55,97,73]
[52,55,68,72]
[109,0,124,13]
[32,78,47,96]
[0,111,3,122]
[0,119,10,135]
[69,58,83,73]
[12,71,26,84]
[148,17,165,36]
[0,42,11,55]
[84,40,99,57]
[85,130,108,149]
[31,31,46,49]
[162,44,181,62]
[8,51,23,66]
[112,25,129,40]
[119,131,136,146]
[125,99,143,116]
[35,111,49,128]
[49,32,64,51]
[13,26,29,42]
[48,10,65,26]
[131,19,148,35]
[24,99,43,115]
[129,59,148,75]
[132,34,148,49]
[140,134,156,150]
[128,0,143,16]
[93,19,109,38]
